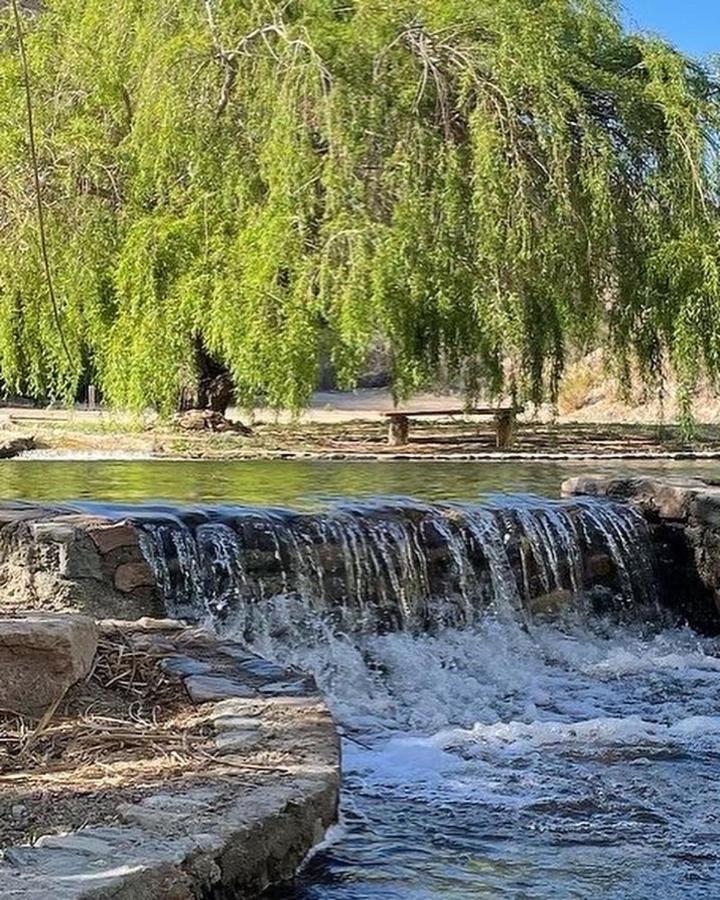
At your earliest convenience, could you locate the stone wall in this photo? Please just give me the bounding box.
[0,504,161,620]
[563,476,720,632]
[0,498,656,629]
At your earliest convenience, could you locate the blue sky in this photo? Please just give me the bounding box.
[622,1,719,58]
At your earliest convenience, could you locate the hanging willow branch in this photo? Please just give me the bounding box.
[0,0,718,420]
[10,0,73,370]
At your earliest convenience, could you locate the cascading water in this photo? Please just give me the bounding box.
[136,494,656,636]
[131,493,720,898]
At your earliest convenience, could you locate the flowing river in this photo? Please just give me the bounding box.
[6,458,720,898]
[260,613,720,899]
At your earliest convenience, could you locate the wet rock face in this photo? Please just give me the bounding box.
[136,497,656,635]
[0,614,98,715]
[564,476,720,632]
[0,496,657,631]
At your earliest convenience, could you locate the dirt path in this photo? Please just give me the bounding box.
[2,393,719,460]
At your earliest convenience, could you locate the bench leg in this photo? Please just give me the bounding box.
[495,412,514,449]
[387,416,409,446]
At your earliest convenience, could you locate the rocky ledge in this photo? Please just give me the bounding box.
[0,616,339,899]
[564,475,720,631]
[0,503,162,620]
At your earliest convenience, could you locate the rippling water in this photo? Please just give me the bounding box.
[257,612,720,899]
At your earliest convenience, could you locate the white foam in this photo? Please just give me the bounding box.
[17,449,155,460]
[233,603,720,896]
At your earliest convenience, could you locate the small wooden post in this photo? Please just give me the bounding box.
[495,410,514,449]
[87,384,97,410]
[387,414,409,446]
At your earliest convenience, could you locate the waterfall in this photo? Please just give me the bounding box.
[104,493,719,900]
[133,494,657,636]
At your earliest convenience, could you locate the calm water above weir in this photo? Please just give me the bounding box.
[7,457,720,899]
[2,456,720,507]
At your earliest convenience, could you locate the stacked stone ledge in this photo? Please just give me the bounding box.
[563,475,720,631]
[0,505,162,620]
[0,500,646,629]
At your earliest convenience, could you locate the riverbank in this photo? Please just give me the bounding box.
[0,616,339,899]
[3,405,720,461]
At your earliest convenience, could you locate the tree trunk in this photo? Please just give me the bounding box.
[178,337,235,415]
[387,415,409,446]
[494,410,514,449]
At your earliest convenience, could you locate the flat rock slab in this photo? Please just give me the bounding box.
[0,618,340,899]
[562,475,717,521]
[0,614,98,716]
[184,673,257,702]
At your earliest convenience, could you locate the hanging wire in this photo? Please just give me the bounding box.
[11,0,74,369]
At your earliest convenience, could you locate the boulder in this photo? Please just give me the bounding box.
[0,614,98,716]
[88,521,139,554]
[0,435,35,459]
[690,491,720,529]
[562,475,709,521]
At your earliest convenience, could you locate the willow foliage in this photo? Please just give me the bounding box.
[1,0,719,414]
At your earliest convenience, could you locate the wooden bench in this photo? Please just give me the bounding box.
[382,407,522,448]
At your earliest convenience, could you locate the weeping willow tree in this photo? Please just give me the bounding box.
[0,0,719,416]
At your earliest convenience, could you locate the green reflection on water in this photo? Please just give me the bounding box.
[0,458,719,508]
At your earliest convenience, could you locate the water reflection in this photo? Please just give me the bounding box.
[0,458,719,508]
